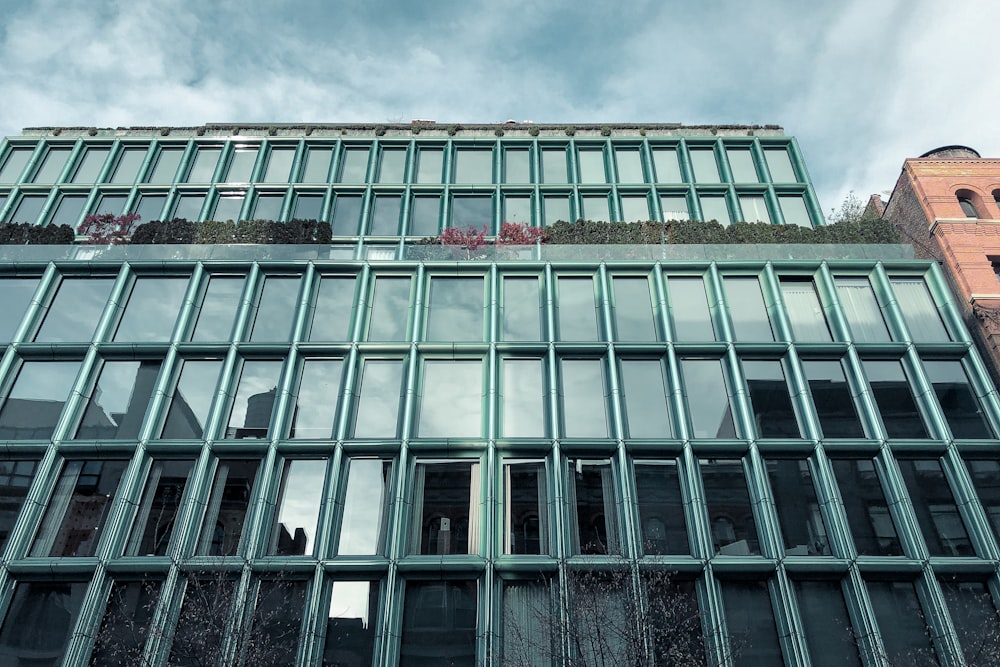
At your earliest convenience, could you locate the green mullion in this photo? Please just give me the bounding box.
[202,345,240,442]
[240,446,280,561]
[961,351,1000,436]
[63,566,115,666]
[172,448,222,557]
[700,564,733,667]
[317,449,343,560]
[926,262,967,344]
[746,446,786,560]
[142,345,182,442]
[398,345,420,443]
[715,140,734,185]
[901,348,953,442]
[269,348,302,446]
[649,262,671,342]
[31,189,59,227]
[771,568,813,667]
[89,450,147,562]
[703,264,731,344]
[876,450,930,561]
[915,570,967,667]
[174,140,198,184]
[1,445,61,561]
[841,346,886,440]
[783,348,825,442]
[297,566,330,666]
[943,449,1000,561]
[52,344,101,446]
[764,186,785,226]
[487,264,500,344]
[869,265,911,343]
[760,263,794,342]
[410,264,427,345]
[288,139,307,184]
[11,140,44,184]
[813,263,853,343]
[173,262,207,344]
[810,448,860,560]
[486,342,499,442]
[10,263,57,344]
[231,263,264,343]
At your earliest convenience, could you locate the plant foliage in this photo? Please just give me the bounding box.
[0,222,75,244]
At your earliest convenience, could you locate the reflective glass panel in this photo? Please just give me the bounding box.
[502,359,545,437]
[727,148,758,183]
[352,359,402,438]
[702,459,759,555]
[291,359,344,439]
[766,459,829,555]
[216,194,244,223]
[503,581,552,667]
[890,278,949,341]
[561,360,609,438]
[127,459,194,556]
[505,461,547,554]
[186,147,220,182]
[338,458,392,555]
[569,459,618,554]
[635,462,687,554]
[764,147,797,182]
[71,147,109,183]
[263,148,294,182]
[0,361,80,440]
[134,193,166,222]
[615,147,644,183]
[967,459,1000,542]
[331,194,363,235]
[0,278,37,342]
[652,147,681,182]
[578,149,607,183]
[48,195,84,227]
[721,581,781,666]
[173,193,205,221]
[270,459,326,555]
[831,459,902,555]
[779,195,811,227]
[367,277,410,341]
[197,459,260,555]
[504,148,530,183]
[557,277,599,341]
[412,461,478,555]
[781,278,831,341]
[369,195,402,235]
[250,193,282,220]
[7,194,44,224]
[739,194,771,223]
[864,360,928,438]
[451,195,492,229]
[681,359,736,438]
[620,359,672,438]
[923,359,993,438]
[426,277,484,341]
[867,581,937,665]
[612,277,656,341]
[542,194,571,225]
[724,276,774,340]
[794,581,861,667]
[249,276,300,342]
[0,582,88,661]
[667,276,715,340]
[0,147,32,183]
[161,360,223,439]
[324,581,382,666]
[743,360,799,437]
[338,147,370,183]
[95,193,128,216]
[418,360,482,438]
[31,459,128,556]
[168,577,236,665]
[225,360,283,439]
[192,275,244,341]
[248,579,307,664]
[502,277,542,341]
[455,149,493,184]
[146,147,183,183]
[801,360,864,438]
[91,580,161,666]
[504,195,531,225]
[409,195,441,235]
[311,276,356,342]
[400,581,477,667]
[377,148,406,183]
[77,360,160,439]
[898,459,972,556]
[301,146,333,182]
[699,194,730,224]
[292,193,323,220]
[416,148,443,183]
[620,195,650,221]
[225,147,258,182]
[541,147,567,183]
[31,147,71,182]
[941,581,1000,664]
[114,277,189,341]
[581,194,610,221]
[689,148,720,183]
[836,277,890,342]
[0,460,38,553]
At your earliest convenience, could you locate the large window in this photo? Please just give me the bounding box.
[290,358,344,439]
[417,360,483,438]
[922,359,994,438]
[831,458,902,556]
[560,359,609,438]
[720,580,782,666]
[337,458,392,556]
[114,277,189,342]
[634,461,687,554]
[667,276,715,341]
[501,359,545,438]
[890,278,949,342]
[780,278,831,341]
[77,360,160,439]
[557,276,599,341]
[680,359,736,439]
[249,276,300,342]
[0,460,39,554]
[501,277,542,341]
[701,459,760,555]
[161,359,223,439]
[0,360,80,440]
[225,359,283,439]
[411,461,479,555]
[742,359,800,438]
[897,459,972,556]
[367,276,411,341]
[724,276,774,341]
[324,580,382,666]
[192,275,245,341]
[867,581,937,665]
[426,277,484,341]
[127,460,194,556]
[309,275,356,342]
[505,461,548,554]
[400,580,477,667]
[836,277,890,342]
[611,277,657,341]
[765,459,830,555]
[269,459,326,556]
[351,359,403,438]
[863,360,929,439]
[34,277,114,343]
[619,359,672,438]
[801,359,864,438]
[794,580,861,667]
[197,459,260,556]
[567,459,619,555]
[0,581,88,662]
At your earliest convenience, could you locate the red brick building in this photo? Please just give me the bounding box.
[880,145,1000,378]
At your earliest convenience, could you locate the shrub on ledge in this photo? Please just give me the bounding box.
[0,222,75,244]
[129,218,332,245]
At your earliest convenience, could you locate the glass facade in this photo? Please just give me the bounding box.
[0,126,994,667]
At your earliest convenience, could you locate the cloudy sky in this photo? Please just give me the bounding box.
[0,0,996,214]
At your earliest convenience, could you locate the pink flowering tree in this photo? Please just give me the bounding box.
[77,212,141,245]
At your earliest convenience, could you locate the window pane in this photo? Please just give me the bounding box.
[739,194,771,223]
[802,360,864,438]
[615,147,644,183]
[503,581,553,667]
[923,359,993,438]
[0,147,32,183]
[310,276,356,342]
[681,359,736,438]
[249,579,307,664]
[864,360,928,438]
[867,581,937,665]
[569,459,618,554]
[0,582,88,660]
[95,193,128,217]
[77,360,160,439]
[225,360,282,439]
[611,277,655,341]
[504,148,530,183]
[301,146,333,182]
[0,361,79,440]
[620,359,672,438]
[635,462,687,554]
[338,147,370,183]
[652,147,681,183]
[418,360,482,438]
[290,359,344,439]
[248,193,281,220]
[352,360,402,438]
[168,577,235,665]
[412,462,478,555]
[561,360,609,438]
[898,459,972,556]
[186,147,220,182]
[967,460,1000,543]
[146,147,183,183]
[173,193,205,221]
[377,148,406,183]
[581,194,610,222]
[667,276,715,340]
[727,148,758,183]
[49,194,87,227]
[890,278,949,341]
[836,277,890,342]
[7,194,45,224]
[502,359,545,438]
[702,459,759,555]
[505,462,547,554]
[91,580,161,666]
[31,147,71,182]
[192,275,244,341]
[270,459,325,555]
[409,195,441,236]
[324,581,382,666]
[781,278,831,341]
[197,459,259,555]
[504,195,531,225]
[455,149,492,184]
[543,194,571,224]
[0,278,37,343]
[31,459,128,556]
[557,277,598,341]
[249,276,300,342]
[620,195,650,222]
[426,277,484,341]
[764,147,797,182]
[699,194,730,225]
[502,277,542,341]
[794,581,861,667]
[338,458,392,555]
[400,581,477,667]
[578,149,606,183]
[743,360,799,437]
[721,581,781,666]
[161,360,223,439]
[766,459,829,555]
[831,459,902,555]
[114,277,189,342]
[451,195,492,229]
[263,148,294,182]
[292,193,323,220]
[134,193,166,222]
[416,147,443,183]
[689,148,719,183]
[724,277,774,341]
[0,460,39,553]
[367,277,410,341]
[369,194,401,235]
[941,581,1000,664]
[225,147,258,182]
[331,194,363,235]
[71,147,109,183]
[779,194,811,227]
[128,460,194,556]
[542,147,568,183]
